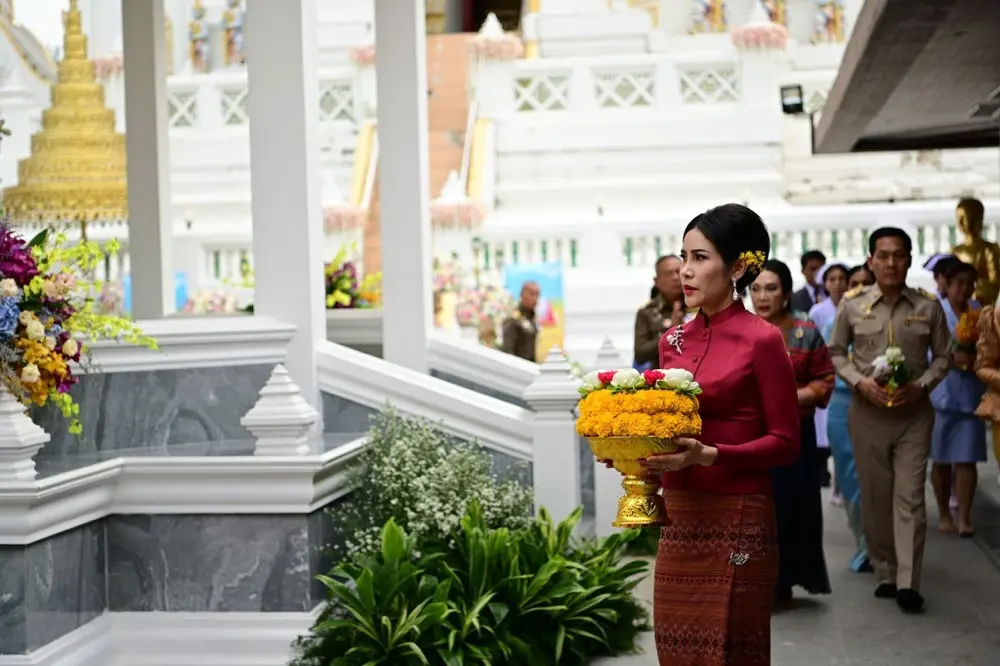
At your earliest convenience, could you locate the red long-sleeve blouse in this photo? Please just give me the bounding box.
[657,300,801,495]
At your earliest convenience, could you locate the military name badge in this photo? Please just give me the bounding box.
[904,313,928,327]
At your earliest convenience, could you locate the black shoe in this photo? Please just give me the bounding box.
[874,583,898,599]
[896,588,925,613]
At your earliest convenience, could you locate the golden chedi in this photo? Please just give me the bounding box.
[3,0,126,228]
[952,197,1000,306]
[576,368,702,528]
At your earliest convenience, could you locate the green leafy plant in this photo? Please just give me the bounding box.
[293,503,650,666]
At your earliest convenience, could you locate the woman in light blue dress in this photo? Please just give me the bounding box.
[810,264,849,495]
[823,264,874,573]
[930,260,986,538]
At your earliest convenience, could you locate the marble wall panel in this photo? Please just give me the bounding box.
[0,522,105,655]
[106,515,312,613]
[321,391,378,435]
[31,365,273,463]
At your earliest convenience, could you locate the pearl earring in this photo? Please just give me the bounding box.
[732,278,739,300]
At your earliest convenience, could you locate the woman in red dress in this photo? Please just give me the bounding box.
[643,204,801,666]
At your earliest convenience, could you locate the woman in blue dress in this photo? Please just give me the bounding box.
[823,264,874,573]
[930,260,986,538]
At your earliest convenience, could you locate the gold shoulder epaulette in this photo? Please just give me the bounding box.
[844,285,867,300]
[915,287,936,300]
[641,299,655,309]
[510,310,521,320]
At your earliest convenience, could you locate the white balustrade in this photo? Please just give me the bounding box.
[524,348,583,525]
[0,387,50,483]
[479,53,744,118]
[166,69,359,134]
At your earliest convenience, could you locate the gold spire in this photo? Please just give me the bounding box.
[3,0,127,228]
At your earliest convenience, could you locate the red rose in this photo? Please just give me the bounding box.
[643,370,665,386]
[597,371,615,384]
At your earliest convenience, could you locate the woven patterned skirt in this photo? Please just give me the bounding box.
[654,490,778,666]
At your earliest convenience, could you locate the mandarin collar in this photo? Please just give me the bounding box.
[687,299,745,330]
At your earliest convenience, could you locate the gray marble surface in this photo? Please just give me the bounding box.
[106,515,313,613]
[0,522,105,655]
[322,391,378,434]
[31,365,273,462]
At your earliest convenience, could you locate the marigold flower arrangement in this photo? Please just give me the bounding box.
[576,368,702,528]
[954,308,981,354]
[0,219,154,434]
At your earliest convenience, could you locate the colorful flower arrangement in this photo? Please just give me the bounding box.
[954,308,981,354]
[576,368,702,440]
[182,289,239,315]
[325,245,381,309]
[0,221,154,434]
[455,283,514,329]
[432,255,465,294]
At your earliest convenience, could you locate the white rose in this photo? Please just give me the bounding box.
[581,371,603,388]
[44,336,56,350]
[884,347,904,364]
[610,368,642,389]
[18,311,34,325]
[25,320,45,341]
[21,363,40,384]
[660,368,694,389]
[63,338,79,357]
[0,278,19,298]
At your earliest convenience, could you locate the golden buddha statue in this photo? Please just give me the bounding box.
[952,197,1000,306]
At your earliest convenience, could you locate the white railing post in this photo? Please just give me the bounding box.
[523,348,582,525]
[241,364,320,456]
[591,337,628,537]
[0,387,50,482]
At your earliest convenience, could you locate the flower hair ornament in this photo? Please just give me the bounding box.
[739,250,767,274]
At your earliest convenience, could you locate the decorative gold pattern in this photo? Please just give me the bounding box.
[2,0,127,227]
[588,436,678,528]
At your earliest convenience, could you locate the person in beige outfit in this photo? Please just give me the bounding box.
[828,227,950,614]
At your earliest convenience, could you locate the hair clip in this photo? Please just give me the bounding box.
[738,250,766,273]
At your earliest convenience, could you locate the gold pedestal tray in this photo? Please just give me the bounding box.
[588,436,677,528]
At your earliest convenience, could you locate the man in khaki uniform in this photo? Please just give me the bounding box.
[501,281,540,362]
[633,255,685,368]
[828,227,951,614]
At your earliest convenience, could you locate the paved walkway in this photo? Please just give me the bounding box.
[597,464,1000,665]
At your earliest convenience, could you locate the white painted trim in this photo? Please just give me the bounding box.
[0,439,365,546]
[81,316,296,374]
[427,332,539,400]
[0,608,324,666]
[317,341,533,460]
[325,308,383,346]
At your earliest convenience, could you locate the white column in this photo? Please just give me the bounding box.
[374,0,433,373]
[524,349,583,526]
[245,0,325,411]
[121,0,174,318]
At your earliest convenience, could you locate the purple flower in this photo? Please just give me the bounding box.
[0,224,39,287]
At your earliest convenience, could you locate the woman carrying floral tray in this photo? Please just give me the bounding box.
[642,205,800,666]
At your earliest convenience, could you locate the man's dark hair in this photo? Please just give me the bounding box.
[867,227,913,256]
[800,250,826,269]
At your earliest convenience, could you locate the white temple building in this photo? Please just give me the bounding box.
[0,0,998,360]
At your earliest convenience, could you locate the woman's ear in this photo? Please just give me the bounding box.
[731,259,747,287]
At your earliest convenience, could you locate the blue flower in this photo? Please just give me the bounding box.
[0,296,19,338]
